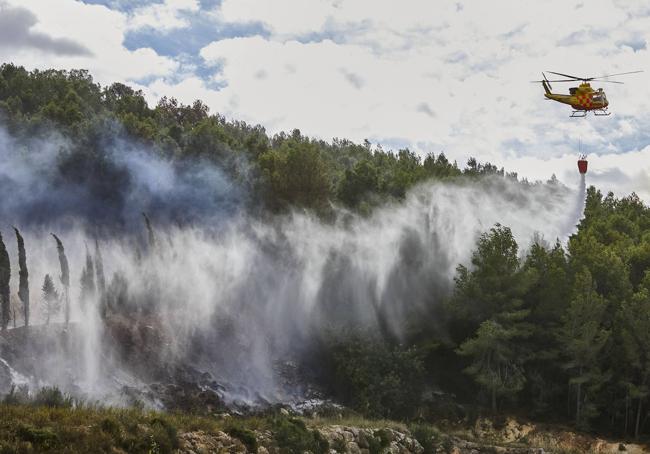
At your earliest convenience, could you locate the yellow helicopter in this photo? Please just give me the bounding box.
[535,70,643,117]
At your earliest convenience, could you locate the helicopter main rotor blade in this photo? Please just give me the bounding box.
[590,70,644,80]
[530,79,578,83]
[596,80,624,84]
[547,71,584,80]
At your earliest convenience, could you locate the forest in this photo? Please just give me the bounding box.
[1,63,650,442]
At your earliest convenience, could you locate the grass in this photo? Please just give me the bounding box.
[0,395,619,454]
[307,414,408,431]
[0,403,219,453]
[0,403,333,453]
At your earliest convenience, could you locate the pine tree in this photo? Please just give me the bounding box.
[41,274,59,325]
[458,318,528,412]
[449,224,529,333]
[619,277,650,439]
[558,268,610,429]
[14,227,29,327]
[452,224,533,411]
[0,232,10,330]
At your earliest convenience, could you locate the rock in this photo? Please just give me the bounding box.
[346,441,362,454]
[0,359,14,394]
[280,408,290,416]
[357,430,370,449]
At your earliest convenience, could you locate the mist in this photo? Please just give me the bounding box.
[0,123,584,407]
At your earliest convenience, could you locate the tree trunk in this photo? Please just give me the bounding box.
[635,398,642,440]
[625,393,629,436]
[576,382,582,427]
[491,387,497,413]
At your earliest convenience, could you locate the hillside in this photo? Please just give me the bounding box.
[1,64,650,444]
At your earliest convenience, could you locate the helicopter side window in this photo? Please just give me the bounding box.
[569,87,577,95]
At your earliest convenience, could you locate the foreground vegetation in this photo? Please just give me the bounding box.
[0,395,647,454]
[1,64,650,440]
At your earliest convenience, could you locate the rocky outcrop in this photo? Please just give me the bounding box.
[179,425,425,454]
[177,419,650,454]
[318,426,424,454]
[180,430,249,453]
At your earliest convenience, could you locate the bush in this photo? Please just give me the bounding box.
[99,417,121,437]
[227,426,258,452]
[409,424,441,454]
[33,386,74,408]
[148,417,179,454]
[323,334,425,419]
[16,424,59,448]
[272,417,329,454]
[2,385,29,405]
[367,429,392,454]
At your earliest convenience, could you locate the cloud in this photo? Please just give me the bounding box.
[0,0,178,85]
[127,0,200,32]
[0,4,91,56]
[340,68,364,89]
[416,102,436,118]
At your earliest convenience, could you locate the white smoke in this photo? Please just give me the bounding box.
[2,173,579,405]
[0,123,586,406]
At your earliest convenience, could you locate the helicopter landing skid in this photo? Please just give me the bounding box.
[570,109,611,118]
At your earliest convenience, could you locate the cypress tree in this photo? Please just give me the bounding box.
[80,246,95,304]
[142,212,156,251]
[14,227,29,327]
[51,234,70,326]
[94,239,105,296]
[94,239,107,318]
[0,232,10,330]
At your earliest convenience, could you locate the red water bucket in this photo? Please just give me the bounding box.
[577,159,588,174]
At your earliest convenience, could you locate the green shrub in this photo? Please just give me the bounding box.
[99,417,121,437]
[367,429,391,454]
[331,436,347,453]
[148,417,179,454]
[227,426,259,452]
[272,417,329,454]
[323,334,425,419]
[2,386,29,405]
[409,424,440,454]
[16,424,59,448]
[33,386,73,408]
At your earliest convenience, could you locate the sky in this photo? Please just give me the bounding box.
[1,0,649,200]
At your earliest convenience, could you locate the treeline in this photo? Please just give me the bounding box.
[321,188,650,439]
[0,63,518,216]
